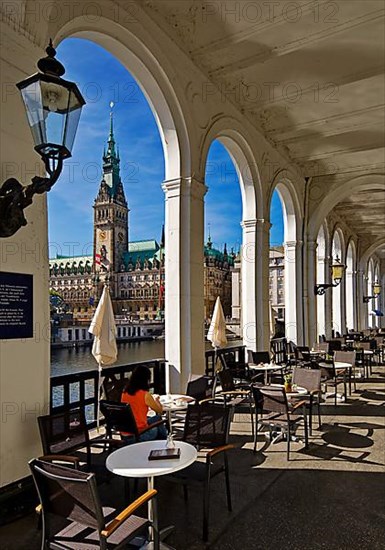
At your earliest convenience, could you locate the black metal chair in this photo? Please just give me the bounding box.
[99,400,166,443]
[102,375,129,402]
[251,384,308,461]
[292,367,322,435]
[37,408,120,472]
[29,458,159,549]
[186,374,215,402]
[214,369,255,438]
[168,403,234,541]
[220,349,249,382]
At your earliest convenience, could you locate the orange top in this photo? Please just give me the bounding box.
[121,389,149,431]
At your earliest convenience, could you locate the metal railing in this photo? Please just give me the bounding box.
[205,345,246,377]
[50,359,167,426]
[50,345,247,426]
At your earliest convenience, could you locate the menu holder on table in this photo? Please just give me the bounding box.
[148,448,181,460]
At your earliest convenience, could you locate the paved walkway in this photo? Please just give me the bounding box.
[1,366,384,549]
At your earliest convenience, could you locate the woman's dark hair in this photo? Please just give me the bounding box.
[124,366,151,395]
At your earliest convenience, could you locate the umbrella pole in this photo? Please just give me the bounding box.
[213,347,218,396]
[96,362,102,432]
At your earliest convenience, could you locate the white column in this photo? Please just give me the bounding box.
[241,219,270,352]
[345,269,355,331]
[241,219,258,352]
[284,240,303,344]
[356,270,366,331]
[304,240,317,347]
[316,257,328,340]
[324,260,333,339]
[162,177,207,393]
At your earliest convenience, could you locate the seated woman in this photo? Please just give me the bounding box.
[121,365,167,442]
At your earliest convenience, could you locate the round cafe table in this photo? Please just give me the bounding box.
[159,394,195,445]
[106,440,197,549]
[248,363,284,384]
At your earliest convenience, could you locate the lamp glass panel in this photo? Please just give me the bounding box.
[20,81,46,147]
[20,77,83,158]
[62,90,82,155]
[332,264,344,282]
[373,282,381,296]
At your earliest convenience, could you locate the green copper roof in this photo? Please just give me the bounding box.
[129,240,159,252]
[50,255,92,265]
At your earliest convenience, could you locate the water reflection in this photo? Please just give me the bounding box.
[51,340,165,377]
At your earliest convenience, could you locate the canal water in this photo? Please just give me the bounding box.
[51,340,166,377]
[51,339,242,376]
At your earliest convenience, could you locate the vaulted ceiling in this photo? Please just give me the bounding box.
[142,0,385,256]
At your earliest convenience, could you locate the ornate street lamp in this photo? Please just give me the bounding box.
[363,279,382,303]
[0,40,85,238]
[315,256,346,296]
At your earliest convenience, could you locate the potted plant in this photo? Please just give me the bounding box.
[284,373,292,392]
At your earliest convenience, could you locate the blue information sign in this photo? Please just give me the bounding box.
[0,272,33,339]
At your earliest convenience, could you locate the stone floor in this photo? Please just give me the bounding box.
[1,366,384,550]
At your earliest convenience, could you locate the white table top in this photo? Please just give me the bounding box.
[248,363,283,371]
[319,361,352,369]
[159,394,195,411]
[271,384,308,396]
[106,440,197,479]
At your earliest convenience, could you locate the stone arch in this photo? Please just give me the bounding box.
[200,117,263,219]
[54,16,191,180]
[269,171,304,343]
[330,226,345,336]
[359,237,385,269]
[268,170,303,242]
[316,222,330,339]
[345,238,356,331]
[308,174,385,241]
[200,117,266,349]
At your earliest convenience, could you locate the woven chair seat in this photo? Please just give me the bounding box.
[53,507,149,549]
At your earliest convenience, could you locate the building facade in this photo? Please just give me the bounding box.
[231,247,285,336]
[49,118,233,321]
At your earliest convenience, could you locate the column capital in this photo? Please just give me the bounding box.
[284,240,303,249]
[241,218,272,230]
[162,177,207,199]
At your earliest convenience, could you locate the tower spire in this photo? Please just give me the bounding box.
[109,101,114,140]
[207,222,212,249]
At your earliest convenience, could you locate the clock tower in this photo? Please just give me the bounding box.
[93,106,129,290]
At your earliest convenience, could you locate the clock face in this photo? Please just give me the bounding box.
[118,232,125,242]
[99,230,106,241]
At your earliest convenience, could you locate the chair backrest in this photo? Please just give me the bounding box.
[257,385,289,417]
[360,341,372,350]
[328,340,342,352]
[38,409,90,457]
[250,383,265,413]
[316,342,330,353]
[296,346,311,361]
[334,350,356,366]
[183,403,231,449]
[186,375,214,401]
[29,458,104,532]
[99,400,139,439]
[218,369,236,392]
[292,367,321,392]
[248,350,270,364]
[102,376,129,402]
[270,338,288,365]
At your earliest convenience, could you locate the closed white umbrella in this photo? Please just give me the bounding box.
[207,296,227,374]
[269,303,275,339]
[89,285,117,428]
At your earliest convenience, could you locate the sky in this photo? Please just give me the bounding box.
[48,38,283,258]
